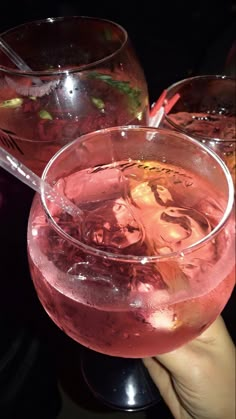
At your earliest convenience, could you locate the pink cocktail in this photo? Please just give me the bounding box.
[27,127,235,361]
[0,16,149,175]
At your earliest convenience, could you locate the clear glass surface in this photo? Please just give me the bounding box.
[159,75,236,185]
[27,126,235,358]
[0,16,149,175]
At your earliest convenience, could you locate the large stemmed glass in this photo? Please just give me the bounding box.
[0,17,149,412]
[27,126,235,412]
[0,16,149,176]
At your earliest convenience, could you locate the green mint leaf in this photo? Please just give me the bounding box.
[91,97,105,110]
[0,98,23,108]
[89,72,142,113]
[39,110,53,120]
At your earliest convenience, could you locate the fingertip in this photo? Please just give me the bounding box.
[142,357,154,369]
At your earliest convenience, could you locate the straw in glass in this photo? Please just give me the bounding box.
[0,147,82,219]
[149,90,180,127]
[0,36,42,85]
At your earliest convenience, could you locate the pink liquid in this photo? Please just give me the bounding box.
[0,72,148,175]
[28,160,235,357]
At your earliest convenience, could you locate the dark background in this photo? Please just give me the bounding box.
[0,2,235,418]
[1,1,236,103]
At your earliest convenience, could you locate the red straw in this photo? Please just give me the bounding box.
[150,90,180,119]
[150,89,167,117]
[164,93,180,114]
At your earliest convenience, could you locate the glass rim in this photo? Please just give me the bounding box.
[0,15,128,76]
[41,125,235,263]
[165,74,236,143]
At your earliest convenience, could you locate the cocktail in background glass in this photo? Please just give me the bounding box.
[152,75,235,185]
[0,16,149,413]
[27,126,235,410]
[0,16,149,175]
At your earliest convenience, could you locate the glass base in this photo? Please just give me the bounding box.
[80,348,161,412]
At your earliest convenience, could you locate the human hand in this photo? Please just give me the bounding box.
[143,316,235,419]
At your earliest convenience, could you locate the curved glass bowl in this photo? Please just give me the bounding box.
[161,75,236,185]
[0,16,149,175]
[27,126,235,358]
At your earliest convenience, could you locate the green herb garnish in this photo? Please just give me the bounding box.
[91,97,105,110]
[89,72,142,113]
[39,110,53,120]
[0,98,23,108]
